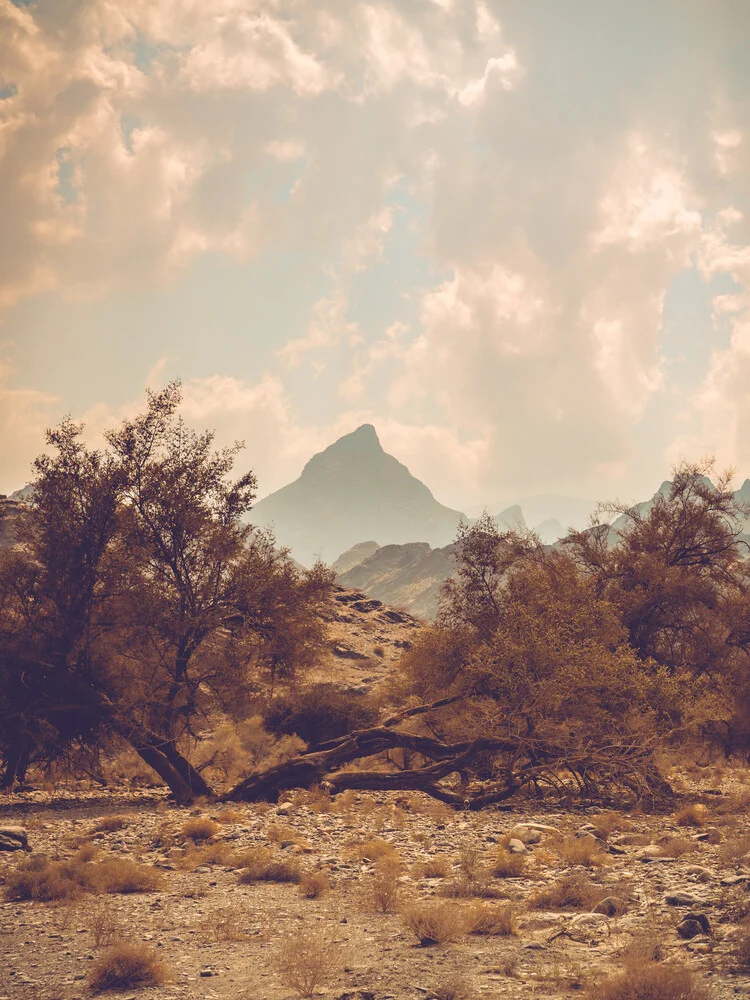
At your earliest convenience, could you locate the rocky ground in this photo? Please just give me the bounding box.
[3,765,750,1000]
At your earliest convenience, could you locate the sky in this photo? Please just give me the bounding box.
[1,0,750,510]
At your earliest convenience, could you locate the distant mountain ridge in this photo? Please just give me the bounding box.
[251,424,465,566]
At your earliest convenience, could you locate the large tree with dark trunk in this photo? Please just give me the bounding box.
[0,384,332,800]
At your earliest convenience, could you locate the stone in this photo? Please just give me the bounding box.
[566,912,610,942]
[665,892,707,907]
[0,826,30,852]
[276,802,294,816]
[507,838,527,854]
[721,874,750,887]
[592,896,628,917]
[676,912,711,939]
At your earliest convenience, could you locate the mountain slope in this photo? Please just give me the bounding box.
[251,425,465,566]
[337,542,455,620]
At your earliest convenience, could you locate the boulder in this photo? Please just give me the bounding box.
[676,912,711,939]
[0,826,30,851]
[592,896,629,917]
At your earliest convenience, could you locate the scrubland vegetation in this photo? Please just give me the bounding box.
[5,387,750,998]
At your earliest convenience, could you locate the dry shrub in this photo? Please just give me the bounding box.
[299,870,329,898]
[465,901,517,936]
[93,859,164,893]
[348,837,400,863]
[181,817,220,841]
[718,832,750,865]
[75,843,99,863]
[266,823,306,846]
[585,960,708,1000]
[236,847,301,884]
[366,859,402,913]
[402,900,467,946]
[529,873,603,911]
[430,973,477,1000]
[89,943,170,993]
[673,804,708,828]
[91,815,128,834]
[5,856,162,902]
[87,899,124,947]
[554,835,607,868]
[423,801,454,824]
[719,886,750,924]
[179,842,236,870]
[491,848,526,878]
[413,856,451,879]
[275,927,343,997]
[658,836,697,859]
[202,904,252,942]
[215,808,246,824]
[591,811,631,839]
[458,846,482,880]
[616,833,652,847]
[438,878,507,900]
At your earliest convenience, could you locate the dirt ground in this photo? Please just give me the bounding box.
[3,765,750,1000]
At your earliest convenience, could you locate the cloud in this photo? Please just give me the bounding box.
[0,359,59,493]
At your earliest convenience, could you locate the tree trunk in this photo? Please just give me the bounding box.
[130,741,196,806]
[162,740,215,798]
[0,740,30,789]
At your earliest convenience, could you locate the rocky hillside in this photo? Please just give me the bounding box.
[336,542,455,620]
[251,425,465,567]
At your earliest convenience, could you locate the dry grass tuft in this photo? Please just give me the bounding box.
[348,837,400,863]
[529,873,604,911]
[201,904,253,942]
[731,926,750,970]
[179,841,236,870]
[402,900,468,946]
[657,836,698,859]
[438,877,507,900]
[429,973,477,1000]
[236,847,301,884]
[89,943,170,993]
[673,804,708,828]
[491,848,526,878]
[412,856,451,879]
[4,856,162,902]
[180,817,220,841]
[215,808,246,824]
[591,811,631,839]
[553,835,607,868]
[275,927,343,997]
[718,833,750,865]
[90,815,128,834]
[299,870,329,898]
[366,858,402,913]
[465,901,517,936]
[87,899,124,947]
[585,960,708,1000]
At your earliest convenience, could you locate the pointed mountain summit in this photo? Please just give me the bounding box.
[251,425,465,566]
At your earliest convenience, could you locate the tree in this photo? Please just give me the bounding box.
[0,384,333,800]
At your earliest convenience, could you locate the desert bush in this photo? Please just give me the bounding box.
[673,804,708,828]
[658,836,697,859]
[91,815,128,834]
[179,842,236,870]
[299,871,329,898]
[529,873,603,911]
[457,846,482,880]
[413,856,451,879]
[429,973,477,1000]
[5,855,161,901]
[438,878,507,900]
[491,848,526,878]
[718,886,750,924]
[87,899,123,947]
[263,684,377,749]
[366,859,402,913]
[585,960,708,1000]
[718,833,750,864]
[553,835,607,868]
[237,847,301,884]
[275,927,342,997]
[75,843,100,863]
[180,817,220,841]
[215,808,246,824]
[591,811,630,839]
[732,926,750,970]
[93,859,164,893]
[89,943,170,993]
[267,823,304,845]
[348,838,400,863]
[465,901,517,936]
[201,904,252,942]
[402,901,468,946]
